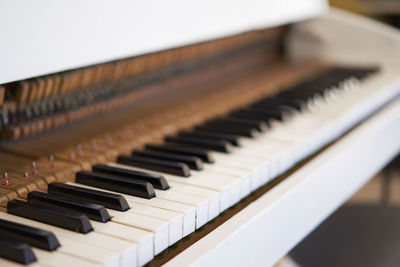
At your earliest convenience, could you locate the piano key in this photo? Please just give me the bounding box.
[7,200,93,234]
[75,171,156,199]
[195,124,259,138]
[68,182,196,236]
[257,97,306,112]
[0,213,120,267]
[232,108,285,121]
[48,182,130,211]
[49,238,119,267]
[27,191,111,223]
[0,212,138,267]
[0,257,43,267]
[88,168,197,242]
[146,143,215,163]
[178,130,242,146]
[166,181,220,219]
[88,221,153,264]
[128,203,183,245]
[203,163,252,197]
[106,210,170,250]
[108,162,242,212]
[152,189,209,223]
[117,155,191,177]
[33,248,100,267]
[93,164,170,190]
[208,117,268,132]
[125,149,251,200]
[0,237,37,265]
[0,218,60,252]
[131,150,203,170]
[228,110,278,124]
[93,161,218,221]
[47,181,179,251]
[164,136,233,153]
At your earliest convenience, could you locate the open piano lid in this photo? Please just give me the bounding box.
[0,0,328,84]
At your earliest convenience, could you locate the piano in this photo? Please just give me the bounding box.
[0,0,399,266]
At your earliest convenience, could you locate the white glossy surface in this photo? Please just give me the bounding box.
[0,0,328,83]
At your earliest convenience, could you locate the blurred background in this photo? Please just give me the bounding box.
[331,0,400,28]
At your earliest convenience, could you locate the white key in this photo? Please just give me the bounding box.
[128,203,183,245]
[210,153,270,191]
[33,248,100,267]
[204,164,251,198]
[154,189,209,227]
[0,257,45,267]
[124,198,196,236]
[68,182,196,237]
[90,221,153,266]
[0,213,138,266]
[58,238,119,267]
[167,182,220,220]
[108,162,241,211]
[107,209,169,253]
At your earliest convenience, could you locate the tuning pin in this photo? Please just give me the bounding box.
[49,154,56,168]
[76,144,84,157]
[2,172,10,187]
[69,153,76,161]
[90,139,98,152]
[22,172,30,179]
[105,133,113,147]
[31,161,37,170]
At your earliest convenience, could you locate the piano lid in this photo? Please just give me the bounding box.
[0,0,328,84]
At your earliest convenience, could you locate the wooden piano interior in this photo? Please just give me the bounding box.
[0,26,319,192]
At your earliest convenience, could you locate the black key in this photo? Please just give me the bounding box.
[0,237,37,264]
[256,97,305,111]
[165,136,233,153]
[196,124,258,138]
[7,200,93,234]
[93,164,170,190]
[76,171,156,199]
[209,118,268,132]
[48,182,130,211]
[203,119,261,134]
[28,191,111,223]
[0,218,60,251]
[237,107,285,121]
[145,143,215,163]
[277,90,317,101]
[228,111,272,124]
[117,155,191,177]
[179,130,241,146]
[131,150,203,171]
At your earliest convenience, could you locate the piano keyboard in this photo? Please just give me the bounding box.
[1,63,397,267]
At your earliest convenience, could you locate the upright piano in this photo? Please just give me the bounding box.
[0,0,399,266]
